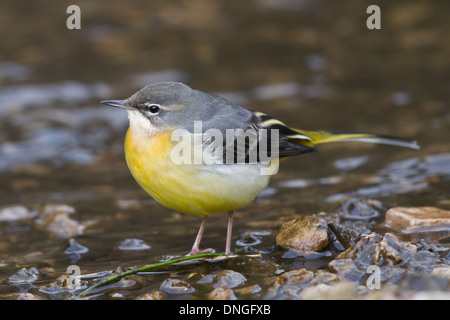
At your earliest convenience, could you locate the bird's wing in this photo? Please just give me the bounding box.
[205,111,315,165]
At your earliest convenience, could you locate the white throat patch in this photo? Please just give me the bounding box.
[127,110,161,136]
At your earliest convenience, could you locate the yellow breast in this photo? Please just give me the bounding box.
[125,128,269,216]
[124,127,271,216]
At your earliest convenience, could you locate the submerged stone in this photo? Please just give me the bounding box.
[336,232,382,261]
[9,267,39,284]
[276,216,329,252]
[328,259,364,282]
[136,290,167,300]
[160,278,195,294]
[224,254,278,275]
[373,233,417,265]
[276,269,314,285]
[35,204,93,238]
[0,205,37,221]
[208,287,237,300]
[328,221,366,249]
[118,238,151,250]
[213,270,247,289]
[385,206,450,233]
[338,198,381,220]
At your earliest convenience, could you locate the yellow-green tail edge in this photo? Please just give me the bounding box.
[293,129,420,150]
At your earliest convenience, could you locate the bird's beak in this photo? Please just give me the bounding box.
[101,99,133,110]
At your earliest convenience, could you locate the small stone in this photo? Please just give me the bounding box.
[116,199,143,209]
[65,238,89,254]
[264,282,303,300]
[373,233,417,265]
[235,284,262,295]
[214,270,247,289]
[338,198,381,220]
[276,216,329,252]
[225,255,277,275]
[407,250,440,273]
[16,293,42,300]
[336,232,382,261]
[118,238,151,250]
[46,214,85,238]
[299,282,357,300]
[159,278,195,294]
[235,231,271,247]
[431,267,450,281]
[276,269,314,285]
[208,287,237,300]
[136,290,167,300]
[0,205,37,221]
[328,259,364,282]
[9,267,39,284]
[310,270,339,285]
[196,274,216,284]
[385,206,450,233]
[328,222,364,249]
[35,204,90,238]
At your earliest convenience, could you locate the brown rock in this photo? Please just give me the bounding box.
[136,290,167,300]
[159,278,195,294]
[276,216,329,252]
[328,259,364,282]
[208,287,237,300]
[385,207,450,233]
[276,269,314,285]
[213,270,247,289]
[373,233,417,265]
[335,232,382,260]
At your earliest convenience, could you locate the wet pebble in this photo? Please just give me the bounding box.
[65,238,89,254]
[213,270,247,289]
[336,232,382,262]
[276,215,329,252]
[35,204,93,238]
[136,290,167,300]
[0,205,37,221]
[208,287,237,300]
[334,156,368,171]
[431,267,450,281]
[235,231,271,247]
[235,284,262,295]
[9,267,39,284]
[276,269,314,285]
[196,274,216,284]
[310,270,339,285]
[328,259,364,282]
[299,282,357,300]
[38,275,81,298]
[338,198,381,220]
[373,233,417,265]
[224,255,277,275]
[16,292,42,300]
[159,278,195,294]
[328,221,365,249]
[118,238,151,250]
[264,268,315,300]
[385,206,450,234]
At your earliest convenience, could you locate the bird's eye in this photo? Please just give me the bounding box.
[144,103,161,114]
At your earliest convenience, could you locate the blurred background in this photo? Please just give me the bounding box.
[0,0,449,298]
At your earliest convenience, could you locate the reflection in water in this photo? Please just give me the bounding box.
[326,153,450,201]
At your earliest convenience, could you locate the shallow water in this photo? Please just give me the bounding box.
[0,0,449,300]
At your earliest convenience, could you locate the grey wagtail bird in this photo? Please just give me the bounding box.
[101,82,419,256]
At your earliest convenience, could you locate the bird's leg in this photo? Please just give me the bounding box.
[225,211,234,255]
[187,217,215,256]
